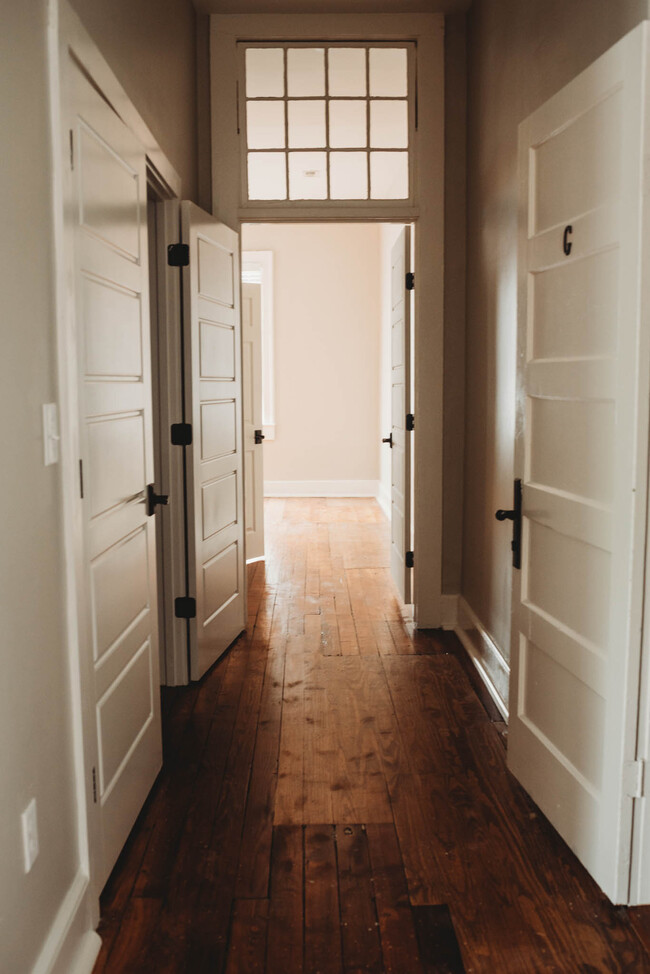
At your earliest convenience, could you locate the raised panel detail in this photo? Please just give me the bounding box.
[534,90,622,233]
[531,249,618,360]
[79,124,140,259]
[198,237,234,306]
[521,636,605,788]
[200,321,235,379]
[203,542,239,625]
[83,275,142,378]
[97,639,153,795]
[92,527,149,661]
[200,400,236,460]
[529,398,614,504]
[202,473,238,540]
[88,414,145,517]
[525,520,611,651]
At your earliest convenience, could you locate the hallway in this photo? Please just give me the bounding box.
[95,499,650,973]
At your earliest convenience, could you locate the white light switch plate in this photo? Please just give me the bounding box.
[42,403,60,466]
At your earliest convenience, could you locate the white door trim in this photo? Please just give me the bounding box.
[48,0,184,926]
[210,12,445,627]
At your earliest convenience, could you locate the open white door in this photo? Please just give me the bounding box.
[242,282,265,561]
[389,227,413,604]
[509,23,650,903]
[178,203,246,680]
[67,61,162,888]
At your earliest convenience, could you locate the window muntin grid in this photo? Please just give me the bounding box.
[241,42,414,203]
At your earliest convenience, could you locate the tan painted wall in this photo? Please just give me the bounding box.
[463,0,649,677]
[0,3,80,970]
[69,0,201,200]
[241,223,383,486]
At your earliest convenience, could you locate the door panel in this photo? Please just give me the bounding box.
[181,203,246,679]
[511,24,650,903]
[69,61,162,889]
[242,282,265,561]
[389,227,412,603]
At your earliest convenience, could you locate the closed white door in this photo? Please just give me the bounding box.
[242,282,265,561]
[68,62,162,888]
[510,23,650,903]
[390,227,413,604]
[181,203,246,679]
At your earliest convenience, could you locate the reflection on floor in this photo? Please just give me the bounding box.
[94,498,650,973]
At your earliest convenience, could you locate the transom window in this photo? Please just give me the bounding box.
[240,42,415,203]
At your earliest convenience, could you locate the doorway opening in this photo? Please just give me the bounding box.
[240,221,415,614]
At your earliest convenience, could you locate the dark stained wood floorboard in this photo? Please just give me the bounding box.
[94,498,650,974]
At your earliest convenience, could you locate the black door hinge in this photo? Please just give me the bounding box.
[406,551,414,569]
[175,596,196,619]
[92,767,97,804]
[167,243,190,267]
[171,422,193,446]
[79,459,84,499]
[406,413,415,432]
[405,272,415,291]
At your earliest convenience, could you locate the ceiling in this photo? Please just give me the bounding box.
[195,0,470,14]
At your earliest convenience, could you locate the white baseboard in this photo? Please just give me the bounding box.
[454,596,510,720]
[264,479,381,498]
[32,871,101,974]
[377,480,391,519]
[440,593,459,629]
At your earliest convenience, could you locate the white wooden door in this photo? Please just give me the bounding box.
[510,23,650,903]
[242,282,265,561]
[68,62,162,889]
[181,203,246,679]
[390,227,413,604]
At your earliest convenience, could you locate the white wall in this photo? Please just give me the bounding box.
[242,223,384,495]
[378,225,404,517]
[0,3,86,971]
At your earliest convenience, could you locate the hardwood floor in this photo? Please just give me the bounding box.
[94,498,650,973]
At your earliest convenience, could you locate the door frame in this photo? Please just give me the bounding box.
[210,12,444,627]
[48,0,182,911]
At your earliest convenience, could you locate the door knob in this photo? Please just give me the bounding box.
[382,434,393,448]
[146,483,168,517]
[494,479,522,569]
[254,429,265,445]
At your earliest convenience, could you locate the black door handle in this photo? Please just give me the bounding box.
[254,429,265,445]
[382,434,393,448]
[495,479,522,569]
[146,483,168,517]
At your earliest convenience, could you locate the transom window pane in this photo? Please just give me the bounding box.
[247,101,285,149]
[329,101,367,148]
[287,48,325,97]
[369,47,407,97]
[242,43,412,203]
[289,152,327,199]
[246,48,284,98]
[288,100,326,148]
[328,48,366,96]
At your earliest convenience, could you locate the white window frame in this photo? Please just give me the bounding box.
[211,12,444,628]
[241,249,275,439]
[239,41,416,207]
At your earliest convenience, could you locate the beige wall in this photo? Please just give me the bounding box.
[462,0,649,683]
[0,3,81,970]
[241,223,383,487]
[69,0,201,200]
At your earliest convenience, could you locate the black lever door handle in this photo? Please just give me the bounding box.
[495,479,522,569]
[146,483,169,517]
[382,434,393,448]
[254,429,265,445]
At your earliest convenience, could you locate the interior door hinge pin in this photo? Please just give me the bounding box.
[92,766,97,803]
